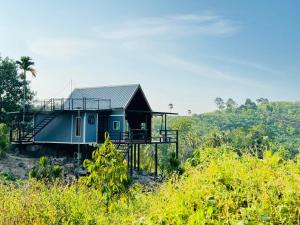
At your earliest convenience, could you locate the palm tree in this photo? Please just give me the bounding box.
[168,103,173,112]
[16,56,36,122]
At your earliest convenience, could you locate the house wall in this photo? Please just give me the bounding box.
[34,113,73,143]
[107,109,125,140]
[34,112,98,144]
[85,112,98,143]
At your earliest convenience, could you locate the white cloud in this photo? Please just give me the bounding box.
[207,56,284,76]
[157,54,267,88]
[28,12,240,57]
[93,12,240,41]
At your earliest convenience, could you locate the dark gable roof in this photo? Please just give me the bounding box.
[70,84,151,110]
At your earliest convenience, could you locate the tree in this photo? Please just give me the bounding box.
[0,123,9,158]
[256,98,269,104]
[243,98,257,110]
[215,97,225,111]
[0,57,34,124]
[81,133,128,212]
[16,56,36,121]
[169,103,174,112]
[226,98,237,111]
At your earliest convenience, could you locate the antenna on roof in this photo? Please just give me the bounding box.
[70,79,73,98]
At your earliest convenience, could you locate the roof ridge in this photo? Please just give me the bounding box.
[73,84,140,90]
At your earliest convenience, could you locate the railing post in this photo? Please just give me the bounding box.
[71,99,74,110]
[61,98,64,110]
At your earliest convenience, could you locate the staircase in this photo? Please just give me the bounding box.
[116,143,129,160]
[20,112,60,143]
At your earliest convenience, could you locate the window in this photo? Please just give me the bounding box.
[75,117,81,137]
[141,122,146,130]
[113,121,120,130]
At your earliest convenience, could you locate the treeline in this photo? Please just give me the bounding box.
[215,97,269,111]
[163,100,300,161]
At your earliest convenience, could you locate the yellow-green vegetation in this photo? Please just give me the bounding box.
[0,146,299,225]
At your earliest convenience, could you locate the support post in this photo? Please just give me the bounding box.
[137,144,140,171]
[176,130,179,159]
[133,144,136,169]
[130,144,133,176]
[155,144,158,177]
[164,114,167,141]
[127,144,130,171]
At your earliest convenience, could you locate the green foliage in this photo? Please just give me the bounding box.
[0,147,299,224]
[29,156,63,182]
[160,150,182,176]
[0,56,34,124]
[0,170,17,182]
[164,101,300,160]
[81,133,128,211]
[0,123,10,158]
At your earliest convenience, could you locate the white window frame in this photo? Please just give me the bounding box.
[113,121,120,131]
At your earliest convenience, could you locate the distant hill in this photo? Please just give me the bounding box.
[163,101,300,159]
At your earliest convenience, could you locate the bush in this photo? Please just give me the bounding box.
[0,170,16,182]
[81,133,128,212]
[29,156,62,182]
[0,123,10,158]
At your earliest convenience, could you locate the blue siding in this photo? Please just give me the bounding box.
[107,110,125,140]
[85,112,97,143]
[34,110,125,144]
[35,113,72,143]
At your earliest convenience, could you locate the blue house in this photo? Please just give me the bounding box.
[10,84,178,175]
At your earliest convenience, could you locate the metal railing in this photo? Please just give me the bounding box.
[109,129,178,144]
[34,98,112,111]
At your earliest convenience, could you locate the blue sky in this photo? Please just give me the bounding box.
[0,1,299,114]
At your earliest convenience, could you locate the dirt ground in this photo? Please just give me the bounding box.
[0,151,76,179]
[0,150,162,188]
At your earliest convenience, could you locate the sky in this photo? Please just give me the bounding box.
[0,0,299,115]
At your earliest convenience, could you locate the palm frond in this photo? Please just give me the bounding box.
[28,67,37,77]
[16,56,36,75]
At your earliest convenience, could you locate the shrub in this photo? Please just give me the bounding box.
[0,170,16,182]
[29,156,63,182]
[80,133,128,212]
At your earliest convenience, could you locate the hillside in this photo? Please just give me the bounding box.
[164,101,300,160]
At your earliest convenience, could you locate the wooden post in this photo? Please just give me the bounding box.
[137,144,140,171]
[155,144,158,177]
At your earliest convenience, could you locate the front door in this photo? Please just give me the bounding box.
[98,115,108,142]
